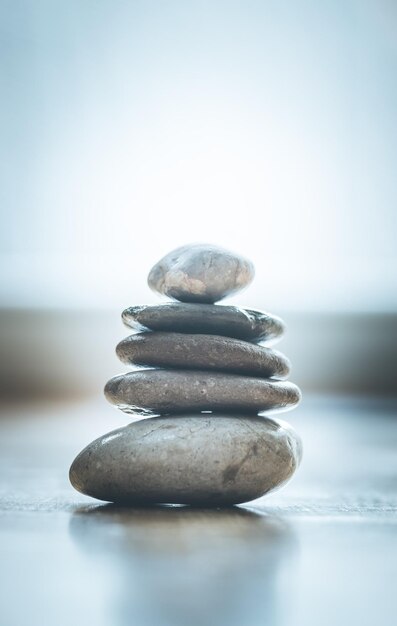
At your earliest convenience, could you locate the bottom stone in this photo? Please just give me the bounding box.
[69,414,302,506]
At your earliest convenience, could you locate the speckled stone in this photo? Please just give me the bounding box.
[122,303,285,344]
[69,414,302,505]
[147,244,254,303]
[104,370,301,416]
[116,332,290,379]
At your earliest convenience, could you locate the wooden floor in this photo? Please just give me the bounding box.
[0,395,396,626]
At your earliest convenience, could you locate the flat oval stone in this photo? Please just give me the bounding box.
[116,332,290,379]
[69,414,302,505]
[147,244,255,303]
[104,370,301,416]
[122,303,285,344]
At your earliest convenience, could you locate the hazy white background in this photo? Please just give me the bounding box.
[1,0,396,312]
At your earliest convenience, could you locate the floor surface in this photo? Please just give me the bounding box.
[0,395,396,626]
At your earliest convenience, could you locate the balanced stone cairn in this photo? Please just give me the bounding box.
[70,244,302,506]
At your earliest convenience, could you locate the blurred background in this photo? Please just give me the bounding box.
[1,4,397,626]
[1,0,397,402]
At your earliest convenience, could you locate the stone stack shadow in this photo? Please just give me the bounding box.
[70,245,302,506]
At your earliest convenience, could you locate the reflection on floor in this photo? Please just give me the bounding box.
[0,395,396,626]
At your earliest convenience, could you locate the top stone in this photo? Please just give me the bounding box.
[147,244,255,303]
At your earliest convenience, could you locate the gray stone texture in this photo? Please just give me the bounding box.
[69,414,302,505]
[147,244,254,303]
[104,369,301,416]
[116,332,290,379]
[122,303,285,344]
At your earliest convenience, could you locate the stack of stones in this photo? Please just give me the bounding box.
[70,244,302,506]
